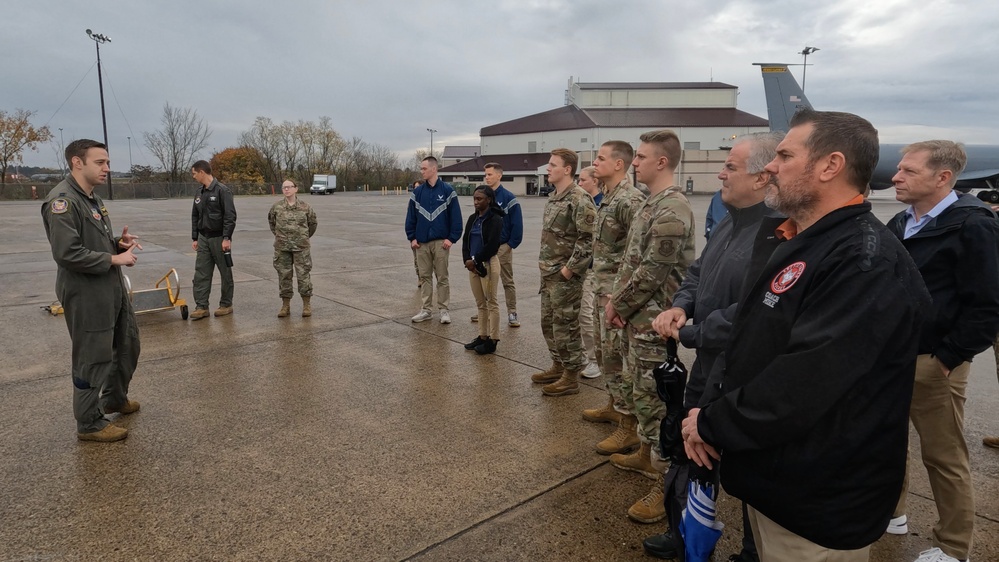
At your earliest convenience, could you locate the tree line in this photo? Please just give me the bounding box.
[2,103,421,191]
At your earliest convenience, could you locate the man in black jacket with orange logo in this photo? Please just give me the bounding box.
[681,110,930,561]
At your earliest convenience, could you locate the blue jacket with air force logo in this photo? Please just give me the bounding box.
[405,179,463,244]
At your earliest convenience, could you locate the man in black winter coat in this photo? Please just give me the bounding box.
[886,140,999,562]
[681,110,930,561]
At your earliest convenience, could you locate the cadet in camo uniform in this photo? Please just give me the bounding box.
[580,141,647,457]
[532,148,597,396]
[269,179,318,317]
[606,130,695,524]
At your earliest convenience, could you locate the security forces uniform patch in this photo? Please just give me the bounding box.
[51,199,69,214]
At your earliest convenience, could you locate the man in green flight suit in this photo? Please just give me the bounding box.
[41,139,142,442]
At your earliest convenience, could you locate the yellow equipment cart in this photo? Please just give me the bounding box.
[124,268,189,320]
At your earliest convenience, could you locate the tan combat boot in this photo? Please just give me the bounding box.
[542,369,579,396]
[582,396,624,424]
[609,441,658,479]
[595,414,640,455]
[278,298,291,318]
[104,399,141,415]
[77,424,128,443]
[627,472,666,523]
[302,296,311,317]
[531,362,562,384]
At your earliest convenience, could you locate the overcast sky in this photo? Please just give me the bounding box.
[6,0,998,171]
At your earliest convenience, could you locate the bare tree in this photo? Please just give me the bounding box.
[410,148,444,171]
[367,143,401,187]
[239,114,349,188]
[0,108,53,185]
[238,116,281,182]
[143,102,212,183]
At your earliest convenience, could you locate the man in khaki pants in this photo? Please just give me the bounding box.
[405,157,463,324]
[887,140,999,562]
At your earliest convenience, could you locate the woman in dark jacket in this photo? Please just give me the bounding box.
[462,186,506,355]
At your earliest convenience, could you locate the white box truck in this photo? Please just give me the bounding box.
[310,174,337,195]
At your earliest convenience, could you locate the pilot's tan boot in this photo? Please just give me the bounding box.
[595,415,640,455]
[104,399,140,415]
[278,298,291,318]
[531,362,562,384]
[77,424,128,443]
[301,296,311,317]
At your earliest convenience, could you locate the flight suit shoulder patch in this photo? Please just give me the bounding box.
[50,199,70,214]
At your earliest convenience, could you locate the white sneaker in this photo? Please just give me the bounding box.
[508,312,520,327]
[411,310,432,323]
[886,514,908,535]
[581,362,601,378]
[439,311,451,324]
[913,547,964,562]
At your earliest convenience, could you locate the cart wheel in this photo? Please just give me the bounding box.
[181,305,189,320]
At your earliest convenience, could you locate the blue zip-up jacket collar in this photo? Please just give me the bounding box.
[493,185,523,249]
[405,178,463,244]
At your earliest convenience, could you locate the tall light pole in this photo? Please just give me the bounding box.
[798,46,820,93]
[58,128,65,175]
[86,29,113,199]
[127,136,133,172]
[427,128,437,157]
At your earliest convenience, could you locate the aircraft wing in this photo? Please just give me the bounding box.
[958,168,999,181]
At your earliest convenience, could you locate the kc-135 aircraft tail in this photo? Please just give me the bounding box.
[754,62,999,197]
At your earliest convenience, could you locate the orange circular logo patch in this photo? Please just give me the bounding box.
[771,261,806,294]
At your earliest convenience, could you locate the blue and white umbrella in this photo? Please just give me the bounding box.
[678,473,725,562]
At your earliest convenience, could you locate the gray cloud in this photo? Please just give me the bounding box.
[5,0,997,171]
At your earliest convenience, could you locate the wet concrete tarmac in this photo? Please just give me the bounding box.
[1,190,996,561]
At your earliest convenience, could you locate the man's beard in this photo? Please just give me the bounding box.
[765,162,819,219]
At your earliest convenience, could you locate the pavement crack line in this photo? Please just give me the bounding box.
[399,461,610,561]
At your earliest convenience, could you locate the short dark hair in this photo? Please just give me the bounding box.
[789,109,879,191]
[550,148,579,176]
[601,140,634,165]
[422,156,439,168]
[638,130,681,170]
[192,160,212,175]
[65,139,107,166]
[473,184,496,203]
[484,162,503,173]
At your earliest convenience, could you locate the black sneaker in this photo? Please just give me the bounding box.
[729,551,760,562]
[464,336,486,350]
[642,531,678,559]
[474,338,497,355]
